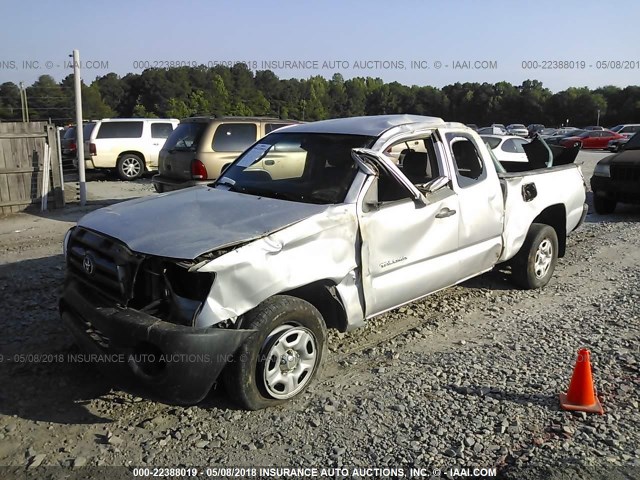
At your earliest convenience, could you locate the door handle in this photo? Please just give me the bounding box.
[264,159,275,166]
[435,208,457,218]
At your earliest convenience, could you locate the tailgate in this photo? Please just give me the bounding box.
[158,148,195,179]
[159,121,207,179]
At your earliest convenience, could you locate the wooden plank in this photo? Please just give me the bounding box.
[0,133,47,139]
[0,168,41,174]
[0,123,9,216]
[0,199,34,208]
[47,124,64,208]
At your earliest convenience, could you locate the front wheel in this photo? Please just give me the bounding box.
[511,223,558,289]
[224,295,327,410]
[116,154,145,181]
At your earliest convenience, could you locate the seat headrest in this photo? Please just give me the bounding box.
[403,151,428,177]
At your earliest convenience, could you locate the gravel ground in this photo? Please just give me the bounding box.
[0,152,638,480]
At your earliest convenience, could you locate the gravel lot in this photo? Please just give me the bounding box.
[0,152,638,480]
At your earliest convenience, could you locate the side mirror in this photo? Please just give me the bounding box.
[420,176,449,194]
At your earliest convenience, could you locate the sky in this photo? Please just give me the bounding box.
[1,0,639,92]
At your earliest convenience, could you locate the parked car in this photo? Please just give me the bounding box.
[560,130,625,149]
[609,124,640,138]
[480,134,530,163]
[591,131,640,213]
[466,123,479,131]
[527,124,545,137]
[537,128,558,138]
[60,114,587,408]
[506,124,529,137]
[62,122,96,169]
[583,126,605,131]
[83,118,179,180]
[544,129,585,145]
[152,117,301,193]
[478,126,508,135]
[607,137,629,152]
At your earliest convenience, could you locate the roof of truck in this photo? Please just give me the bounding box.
[282,114,447,136]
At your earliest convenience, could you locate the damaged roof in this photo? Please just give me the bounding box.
[283,114,446,136]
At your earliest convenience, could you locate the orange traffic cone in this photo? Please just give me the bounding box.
[559,348,604,414]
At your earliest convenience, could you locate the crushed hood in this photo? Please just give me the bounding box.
[78,187,329,259]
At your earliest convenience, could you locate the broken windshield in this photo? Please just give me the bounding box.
[214,132,375,204]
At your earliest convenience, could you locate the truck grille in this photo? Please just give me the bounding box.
[67,227,143,304]
[610,164,640,182]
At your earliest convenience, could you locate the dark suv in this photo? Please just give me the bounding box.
[590,131,640,214]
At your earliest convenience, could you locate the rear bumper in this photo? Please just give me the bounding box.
[60,279,255,405]
[574,203,588,231]
[152,174,210,192]
[590,175,640,204]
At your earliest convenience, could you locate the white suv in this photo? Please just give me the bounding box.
[83,118,179,180]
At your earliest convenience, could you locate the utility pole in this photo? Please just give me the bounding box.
[72,49,87,206]
[596,109,600,126]
[19,82,29,122]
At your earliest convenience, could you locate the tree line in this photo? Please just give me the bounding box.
[0,64,638,127]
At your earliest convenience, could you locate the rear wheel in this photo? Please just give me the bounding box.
[224,295,326,410]
[593,194,616,215]
[116,154,144,181]
[511,223,558,289]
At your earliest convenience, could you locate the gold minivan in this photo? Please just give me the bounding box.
[152,116,300,192]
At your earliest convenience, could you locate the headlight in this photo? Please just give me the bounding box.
[593,163,610,177]
[63,227,74,259]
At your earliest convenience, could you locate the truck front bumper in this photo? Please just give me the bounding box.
[60,279,256,405]
[590,175,640,204]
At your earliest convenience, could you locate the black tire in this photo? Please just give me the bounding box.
[593,194,616,215]
[116,154,144,181]
[224,295,327,410]
[511,223,558,289]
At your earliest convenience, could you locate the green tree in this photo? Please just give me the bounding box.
[0,82,22,120]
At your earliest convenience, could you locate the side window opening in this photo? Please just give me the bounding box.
[387,136,440,187]
[446,135,486,188]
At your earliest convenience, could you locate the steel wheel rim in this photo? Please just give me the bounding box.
[534,238,553,278]
[122,157,141,178]
[262,324,318,399]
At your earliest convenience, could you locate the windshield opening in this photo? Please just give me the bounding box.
[215,132,375,204]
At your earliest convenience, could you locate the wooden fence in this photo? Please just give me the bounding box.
[0,122,64,216]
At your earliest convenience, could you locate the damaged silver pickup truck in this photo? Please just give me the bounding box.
[60,115,587,409]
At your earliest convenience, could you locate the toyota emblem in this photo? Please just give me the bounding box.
[82,254,95,275]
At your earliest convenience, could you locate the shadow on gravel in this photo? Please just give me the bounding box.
[0,255,112,425]
[446,385,556,409]
[461,267,516,292]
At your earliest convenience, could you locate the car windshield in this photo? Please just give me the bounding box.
[215,132,375,204]
[624,132,640,150]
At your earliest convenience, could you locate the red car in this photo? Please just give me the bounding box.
[560,130,625,149]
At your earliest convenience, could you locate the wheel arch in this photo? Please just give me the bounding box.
[118,150,146,166]
[531,204,567,257]
[279,280,349,333]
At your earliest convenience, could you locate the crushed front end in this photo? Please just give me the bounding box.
[59,227,255,405]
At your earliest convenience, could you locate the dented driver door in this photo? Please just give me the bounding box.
[353,149,462,318]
